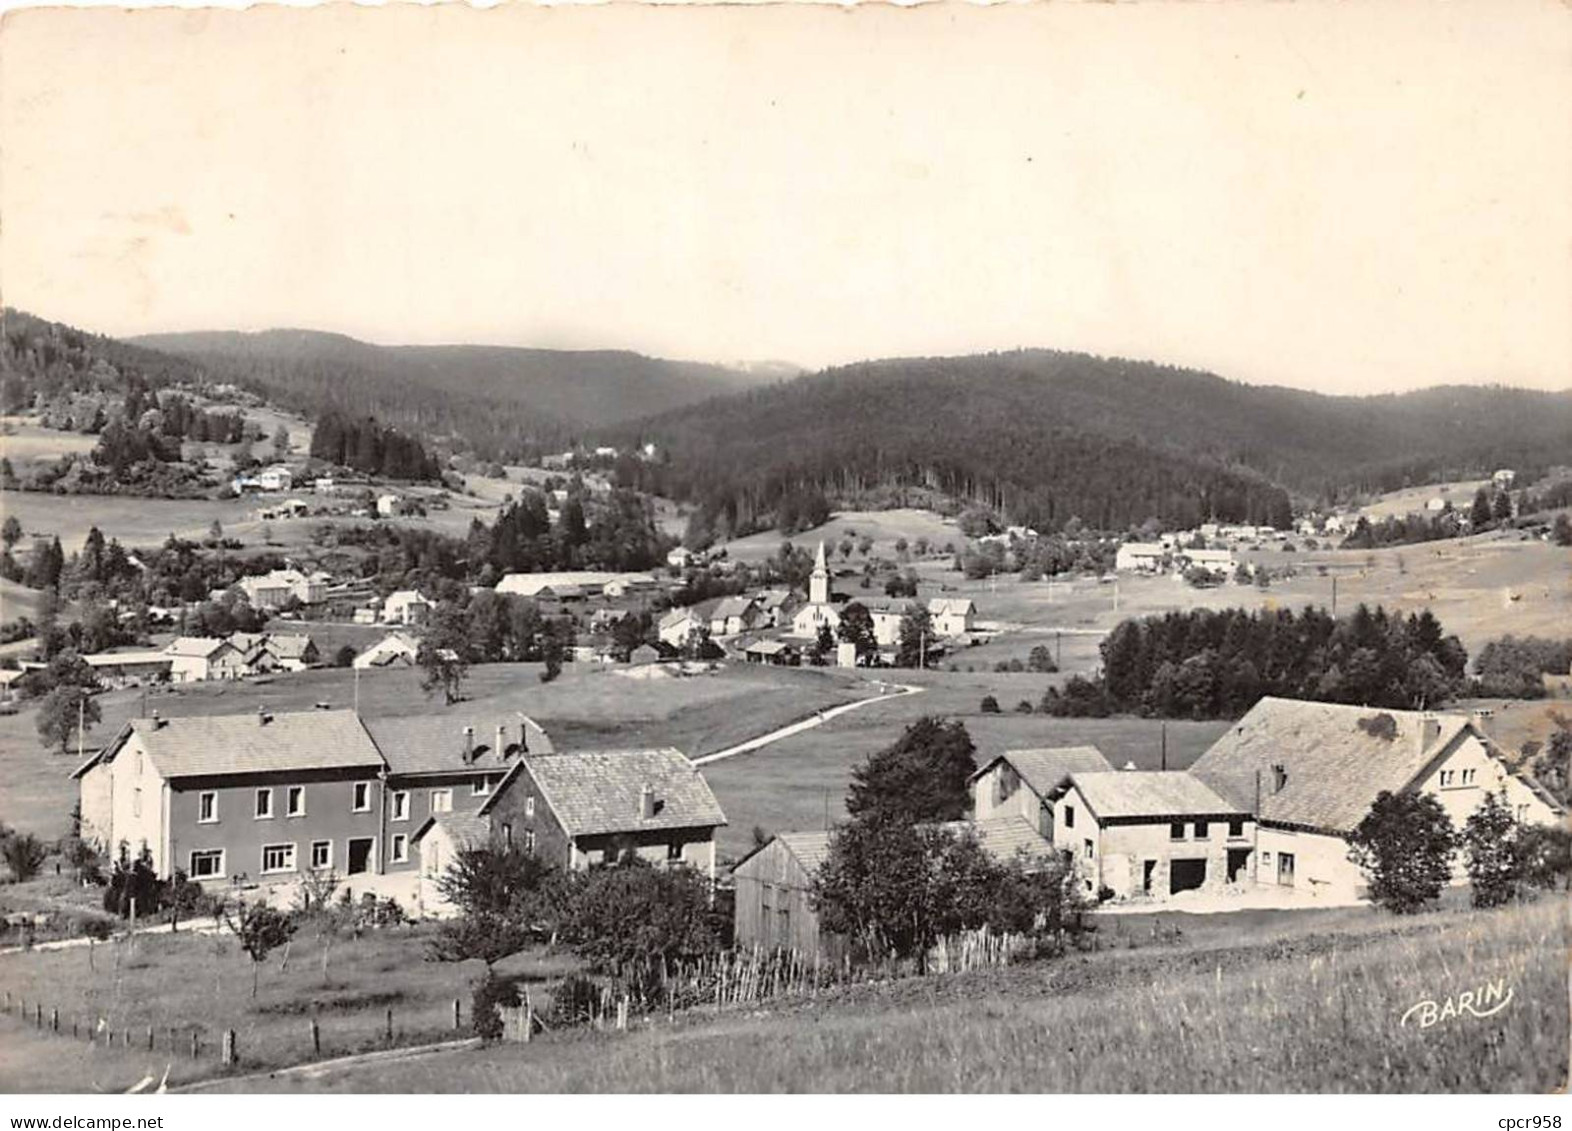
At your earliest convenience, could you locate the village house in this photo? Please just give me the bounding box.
[353,630,421,669]
[81,650,174,690]
[363,715,551,890]
[753,589,795,629]
[1188,697,1563,901]
[743,639,799,666]
[666,546,694,569]
[73,709,390,887]
[163,637,248,683]
[1115,542,1168,572]
[376,493,402,517]
[381,589,433,627]
[628,643,662,666]
[970,746,1117,837]
[236,568,330,610]
[926,597,976,638]
[732,816,1055,958]
[658,606,704,649]
[708,595,759,637]
[257,633,320,672]
[251,465,291,492]
[1176,547,1236,574]
[414,747,727,914]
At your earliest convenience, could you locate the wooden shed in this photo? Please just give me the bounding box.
[730,831,839,959]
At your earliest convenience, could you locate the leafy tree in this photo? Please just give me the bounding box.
[1347,791,1456,913]
[436,844,562,925]
[559,859,725,976]
[35,684,101,755]
[1531,718,1570,807]
[223,900,298,998]
[1461,790,1522,909]
[846,717,976,824]
[418,603,470,704]
[2,832,48,882]
[103,845,164,918]
[1553,513,1572,547]
[0,515,21,551]
[979,695,1001,714]
[811,623,835,666]
[837,602,876,662]
[1518,824,1572,891]
[1492,490,1514,525]
[1027,645,1058,673]
[271,424,291,459]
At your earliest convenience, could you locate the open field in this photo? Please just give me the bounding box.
[0,661,875,842]
[717,508,963,564]
[1356,479,1489,521]
[704,668,1231,857]
[0,420,100,470]
[0,917,576,1092]
[203,894,1567,1093]
[0,490,257,554]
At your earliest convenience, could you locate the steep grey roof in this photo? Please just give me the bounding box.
[164,636,231,658]
[411,811,491,847]
[938,816,1056,863]
[711,596,756,620]
[1069,771,1242,820]
[777,830,834,874]
[363,715,548,776]
[1188,697,1472,833]
[264,634,317,660]
[523,748,726,837]
[100,709,383,779]
[970,746,1114,797]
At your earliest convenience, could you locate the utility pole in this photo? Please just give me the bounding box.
[77,695,85,763]
[1160,721,1167,772]
[1055,630,1062,669]
[354,664,361,715]
[1331,575,1338,619]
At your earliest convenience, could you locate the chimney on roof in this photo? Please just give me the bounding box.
[1420,712,1442,750]
[461,726,474,765]
[1470,708,1494,737]
[496,724,507,760]
[639,784,656,820]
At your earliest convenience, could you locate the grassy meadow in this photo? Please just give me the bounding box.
[0,916,578,1092]
[196,895,1568,1094]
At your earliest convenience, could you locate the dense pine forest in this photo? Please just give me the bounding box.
[1039,604,1471,719]
[608,352,1572,539]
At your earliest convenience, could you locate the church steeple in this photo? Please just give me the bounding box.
[810,540,829,605]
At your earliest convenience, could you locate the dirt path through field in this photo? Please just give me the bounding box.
[690,681,923,767]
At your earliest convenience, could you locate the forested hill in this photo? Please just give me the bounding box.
[133,329,779,460]
[606,352,1572,537]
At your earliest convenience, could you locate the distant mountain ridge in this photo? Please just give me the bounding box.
[133,327,783,457]
[604,350,1572,535]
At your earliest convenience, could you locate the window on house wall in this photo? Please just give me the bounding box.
[1169,822,1185,840]
[391,791,409,821]
[352,782,371,812]
[1261,851,1272,866]
[1064,805,1075,829]
[1516,804,1529,822]
[1462,768,1476,785]
[525,796,536,819]
[501,823,513,847]
[1083,838,1094,860]
[261,843,296,874]
[1228,818,1245,838]
[198,792,218,823]
[523,829,536,854]
[431,789,452,814]
[472,776,490,796]
[286,786,305,817]
[189,849,223,879]
[391,835,408,863]
[132,788,142,818]
[1194,821,1209,839]
[1440,770,1454,787]
[255,789,273,819]
[310,841,331,870]
[668,841,683,862]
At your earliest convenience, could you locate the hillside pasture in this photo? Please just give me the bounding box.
[0,490,252,554]
[0,419,100,469]
[716,508,963,564]
[1356,478,1489,521]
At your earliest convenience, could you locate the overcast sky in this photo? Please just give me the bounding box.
[2,1,1569,393]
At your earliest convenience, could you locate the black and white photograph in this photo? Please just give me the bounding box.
[0,0,1568,1105]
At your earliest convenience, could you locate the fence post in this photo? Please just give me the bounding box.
[452,998,461,1031]
[190,1032,200,1060]
[50,1008,58,1033]
[72,1020,79,1040]
[169,1026,176,1053]
[385,1007,393,1044]
[146,1025,154,1051]
[34,1003,42,1028]
[310,1018,321,1055]
[522,992,533,1045]
[221,1029,236,1068]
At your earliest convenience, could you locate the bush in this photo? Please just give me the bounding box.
[1014,699,1034,714]
[1026,645,1058,674]
[471,971,521,1041]
[1348,791,1456,914]
[2,832,48,883]
[547,974,602,1027]
[979,695,1001,714]
[1462,791,1522,908]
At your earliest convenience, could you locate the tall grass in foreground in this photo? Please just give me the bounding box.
[388,898,1567,1093]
